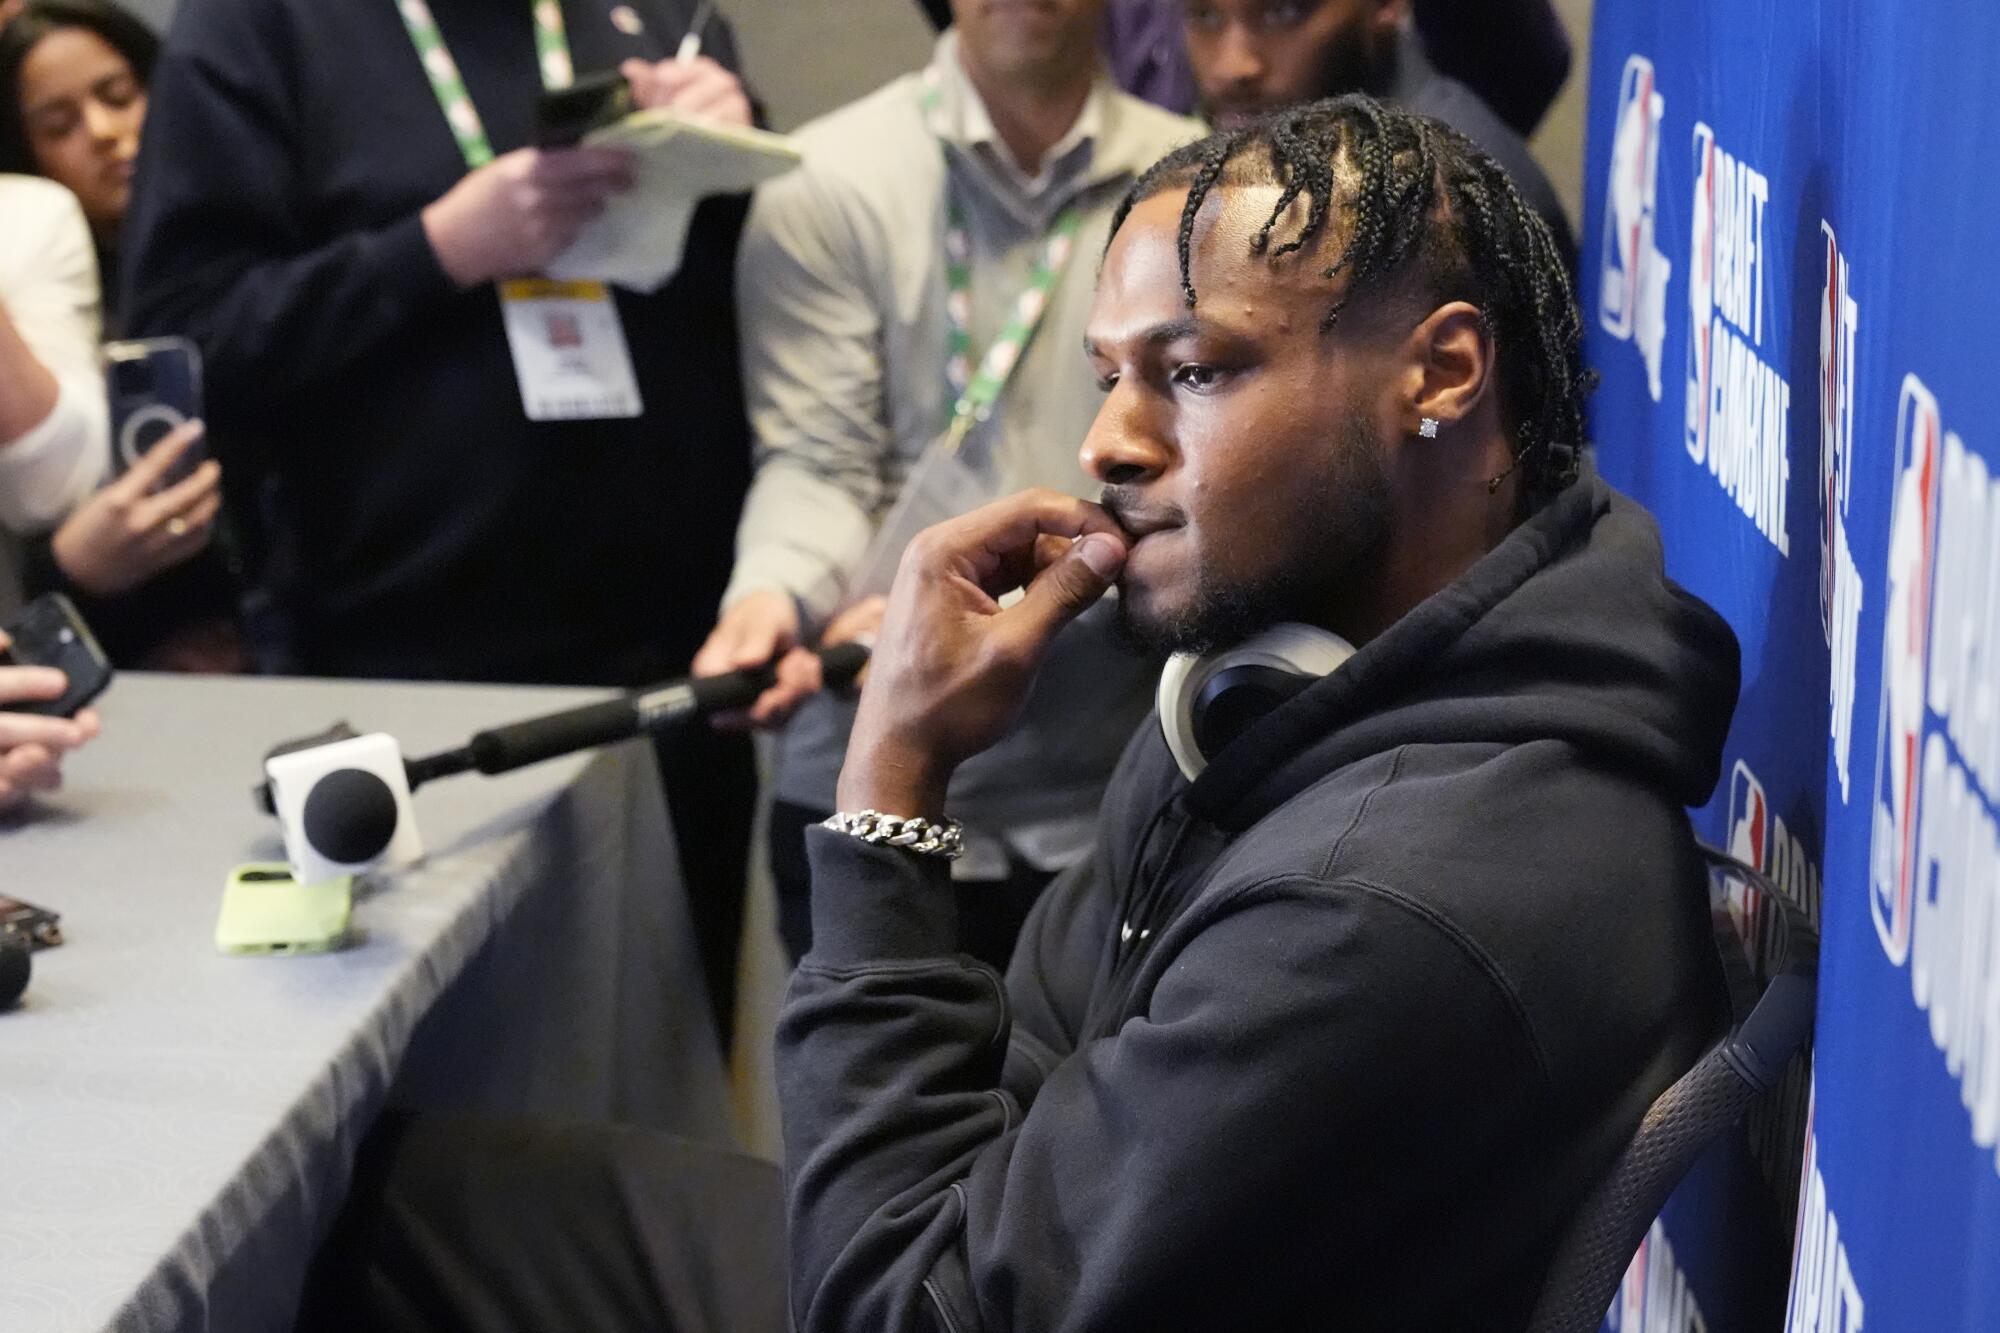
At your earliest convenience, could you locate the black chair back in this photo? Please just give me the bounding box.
[1526,845,1818,1333]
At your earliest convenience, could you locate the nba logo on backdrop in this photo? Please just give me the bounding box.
[1599,55,1671,402]
[1729,760,1769,872]
[1863,370,2000,1166]
[1868,375,1942,966]
[1820,224,1864,801]
[1723,758,1824,942]
[1729,759,1823,909]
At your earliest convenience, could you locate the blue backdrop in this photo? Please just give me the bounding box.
[1580,2,2000,1328]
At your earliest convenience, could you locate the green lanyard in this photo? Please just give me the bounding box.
[920,71,1086,451]
[396,0,575,169]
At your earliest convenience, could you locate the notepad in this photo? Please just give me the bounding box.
[546,110,803,293]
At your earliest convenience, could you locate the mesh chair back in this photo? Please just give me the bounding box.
[1525,847,1818,1333]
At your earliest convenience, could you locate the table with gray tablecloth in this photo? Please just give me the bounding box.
[0,673,731,1332]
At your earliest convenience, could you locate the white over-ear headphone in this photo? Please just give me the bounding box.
[1156,623,1356,780]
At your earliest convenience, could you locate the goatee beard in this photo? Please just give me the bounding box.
[1114,414,1392,657]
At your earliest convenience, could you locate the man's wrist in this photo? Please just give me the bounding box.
[836,739,950,822]
[821,809,964,861]
[49,524,112,597]
[721,582,808,632]
[0,304,61,445]
[420,197,483,288]
[722,557,833,631]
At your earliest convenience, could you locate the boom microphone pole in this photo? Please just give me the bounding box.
[258,644,870,884]
[403,642,870,790]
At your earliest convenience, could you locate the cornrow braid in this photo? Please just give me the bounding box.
[1108,95,1592,501]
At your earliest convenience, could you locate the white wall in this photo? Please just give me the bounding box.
[728,0,934,132]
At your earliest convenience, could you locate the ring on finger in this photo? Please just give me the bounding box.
[167,516,190,538]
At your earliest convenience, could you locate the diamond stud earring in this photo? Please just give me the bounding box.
[1418,417,1440,439]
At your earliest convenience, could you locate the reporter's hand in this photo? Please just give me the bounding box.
[821,594,886,655]
[52,421,221,597]
[620,55,752,127]
[748,593,886,728]
[0,632,101,812]
[422,146,636,287]
[836,489,1127,819]
[692,589,802,730]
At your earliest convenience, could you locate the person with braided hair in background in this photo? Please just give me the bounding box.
[300,97,1737,1333]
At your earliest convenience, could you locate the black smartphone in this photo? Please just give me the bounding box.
[534,70,634,148]
[1,593,113,717]
[103,336,205,486]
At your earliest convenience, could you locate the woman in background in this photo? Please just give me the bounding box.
[0,0,244,672]
[0,0,154,330]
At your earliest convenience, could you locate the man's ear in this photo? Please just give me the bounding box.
[1402,301,1496,435]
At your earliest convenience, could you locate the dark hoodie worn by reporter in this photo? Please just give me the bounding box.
[777,466,1741,1332]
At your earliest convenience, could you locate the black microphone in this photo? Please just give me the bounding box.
[258,644,870,872]
[406,642,871,788]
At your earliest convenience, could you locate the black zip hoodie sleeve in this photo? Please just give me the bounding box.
[778,825,1549,1333]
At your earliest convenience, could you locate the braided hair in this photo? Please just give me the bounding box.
[1108,95,1591,501]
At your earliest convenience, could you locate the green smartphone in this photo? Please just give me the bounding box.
[215,863,353,955]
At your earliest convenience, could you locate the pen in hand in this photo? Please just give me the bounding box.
[621,0,749,128]
[675,0,716,62]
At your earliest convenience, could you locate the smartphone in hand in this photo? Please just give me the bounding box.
[1,593,113,717]
[103,337,205,487]
[534,70,634,147]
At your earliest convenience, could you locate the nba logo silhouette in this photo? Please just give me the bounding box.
[1599,55,1669,401]
[1819,222,1865,802]
[1601,56,1660,339]
[1722,761,1769,954]
[1685,122,1717,465]
[1728,759,1768,872]
[1818,222,1857,638]
[1869,374,1943,967]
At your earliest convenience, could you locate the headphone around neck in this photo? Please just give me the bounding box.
[1156,623,1356,780]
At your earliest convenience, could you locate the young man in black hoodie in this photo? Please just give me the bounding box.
[305,99,1737,1332]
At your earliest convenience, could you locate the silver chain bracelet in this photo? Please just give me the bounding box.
[821,809,966,861]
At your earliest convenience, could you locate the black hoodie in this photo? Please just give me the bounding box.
[777,469,1740,1331]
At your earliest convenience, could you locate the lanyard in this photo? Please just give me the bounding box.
[396,0,576,169]
[920,72,1085,452]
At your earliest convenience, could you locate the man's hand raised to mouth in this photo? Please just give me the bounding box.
[836,489,1129,823]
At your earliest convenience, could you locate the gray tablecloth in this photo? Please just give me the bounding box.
[0,673,731,1332]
